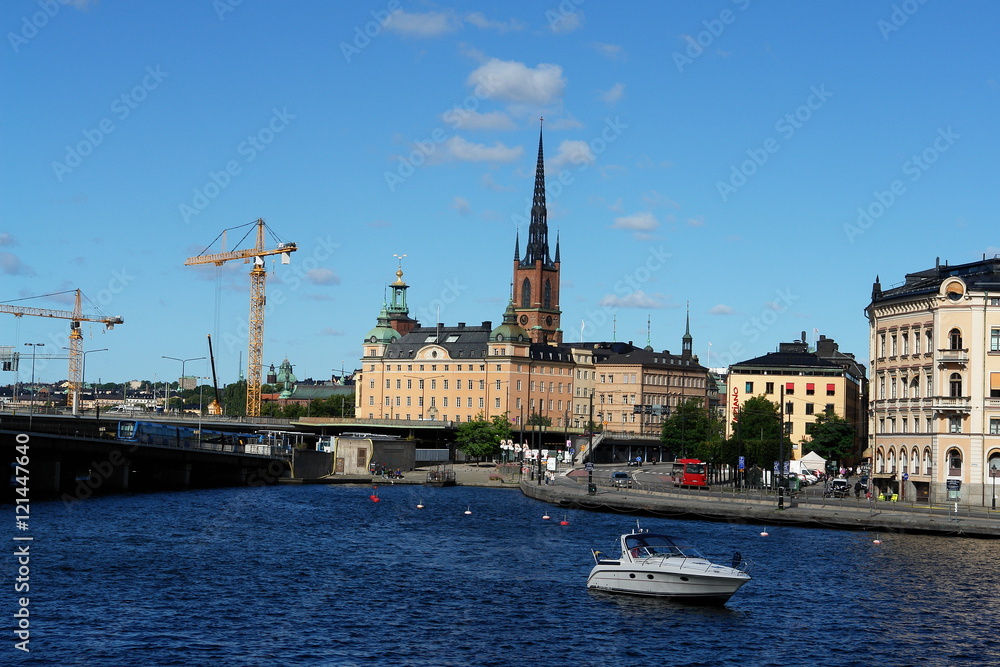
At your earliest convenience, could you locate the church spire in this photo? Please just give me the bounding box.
[522,118,551,267]
[682,301,693,359]
[514,229,520,262]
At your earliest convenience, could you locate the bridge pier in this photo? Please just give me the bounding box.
[163,463,192,487]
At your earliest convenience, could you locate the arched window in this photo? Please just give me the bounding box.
[901,449,908,474]
[876,449,885,474]
[989,451,1000,483]
[950,373,963,397]
[947,448,962,476]
[543,279,552,309]
[521,278,531,308]
[923,448,933,475]
[911,448,919,475]
[949,328,963,350]
[910,376,920,398]
[888,448,897,473]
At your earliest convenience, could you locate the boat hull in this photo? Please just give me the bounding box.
[587,563,749,603]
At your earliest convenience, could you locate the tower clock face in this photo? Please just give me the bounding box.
[519,315,528,325]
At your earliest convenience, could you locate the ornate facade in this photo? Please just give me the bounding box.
[867,257,1000,506]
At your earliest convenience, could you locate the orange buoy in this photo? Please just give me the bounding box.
[559,519,569,526]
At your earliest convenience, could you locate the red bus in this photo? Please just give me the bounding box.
[671,459,708,487]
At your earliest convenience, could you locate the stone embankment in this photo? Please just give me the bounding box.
[522,470,1000,538]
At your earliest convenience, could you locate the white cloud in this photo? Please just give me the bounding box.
[441,136,522,163]
[385,9,459,38]
[0,233,16,246]
[612,212,659,232]
[481,173,513,192]
[548,139,595,170]
[465,12,525,33]
[306,268,340,285]
[452,196,472,216]
[591,42,626,61]
[549,10,584,34]
[598,290,669,309]
[709,304,734,315]
[599,82,625,104]
[686,216,705,227]
[443,109,515,131]
[466,58,566,105]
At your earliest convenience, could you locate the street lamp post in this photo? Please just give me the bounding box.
[24,343,44,421]
[162,355,206,412]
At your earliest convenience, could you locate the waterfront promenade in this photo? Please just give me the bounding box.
[522,464,1000,538]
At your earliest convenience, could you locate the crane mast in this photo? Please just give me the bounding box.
[185,218,297,416]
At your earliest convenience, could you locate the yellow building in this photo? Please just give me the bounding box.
[725,337,864,461]
[867,258,1000,506]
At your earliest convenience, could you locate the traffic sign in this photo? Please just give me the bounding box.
[585,462,594,471]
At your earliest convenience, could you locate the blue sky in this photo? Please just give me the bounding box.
[2,0,999,387]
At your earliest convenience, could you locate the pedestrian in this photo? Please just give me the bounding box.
[854,481,862,498]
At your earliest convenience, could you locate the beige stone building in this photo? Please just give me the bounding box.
[867,258,1000,506]
[354,125,711,445]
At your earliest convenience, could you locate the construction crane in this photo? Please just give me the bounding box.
[0,289,124,415]
[185,218,297,416]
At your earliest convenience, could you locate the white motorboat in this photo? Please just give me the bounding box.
[587,523,752,604]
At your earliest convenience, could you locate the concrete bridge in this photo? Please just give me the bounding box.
[2,413,294,501]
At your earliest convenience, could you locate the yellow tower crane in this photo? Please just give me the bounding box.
[0,289,124,414]
[184,218,297,417]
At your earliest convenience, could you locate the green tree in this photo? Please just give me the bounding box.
[660,398,721,460]
[729,395,787,470]
[455,413,512,465]
[806,411,855,462]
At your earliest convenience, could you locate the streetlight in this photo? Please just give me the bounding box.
[162,355,206,412]
[24,343,44,419]
[63,346,107,416]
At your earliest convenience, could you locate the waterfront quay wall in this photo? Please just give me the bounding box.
[520,478,1000,538]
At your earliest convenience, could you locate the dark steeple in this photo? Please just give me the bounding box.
[554,230,560,263]
[514,229,520,262]
[522,119,553,268]
[681,301,693,359]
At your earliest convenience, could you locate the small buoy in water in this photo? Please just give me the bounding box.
[371,496,380,503]
[760,529,769,537]
[542,513,550,520]
[417,501,424,509]
[559,518,570,526]
[464,506,472,515]
[873,535,882,545]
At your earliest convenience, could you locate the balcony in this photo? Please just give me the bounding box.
[931,396,971,413]
[936,348,969,365]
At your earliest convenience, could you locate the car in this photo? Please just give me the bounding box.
[610,471,632,488]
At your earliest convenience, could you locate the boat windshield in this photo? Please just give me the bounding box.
[623,534,704,558]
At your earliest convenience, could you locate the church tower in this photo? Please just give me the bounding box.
[385,256,417,336]
[512,120,562,344]
[681,302,693,360]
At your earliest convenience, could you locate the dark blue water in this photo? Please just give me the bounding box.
[15,484,1000,666]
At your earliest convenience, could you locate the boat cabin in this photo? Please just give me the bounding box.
[622,533,705,560]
